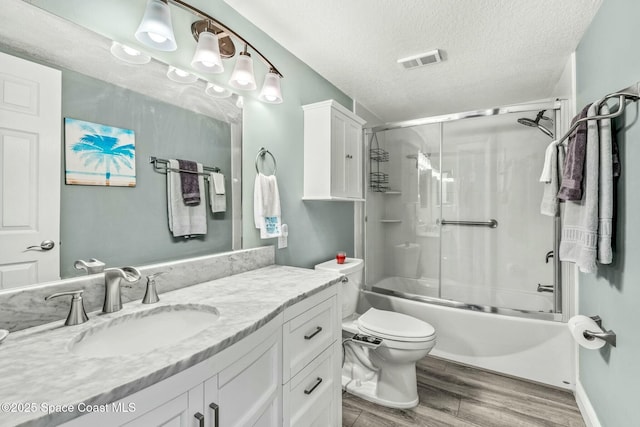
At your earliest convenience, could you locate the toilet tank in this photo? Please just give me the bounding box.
[314,258,363,319]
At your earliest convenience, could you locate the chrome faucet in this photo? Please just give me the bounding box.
[74,258,105,275]
[103,267,141,313]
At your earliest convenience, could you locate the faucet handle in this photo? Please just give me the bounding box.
[74,258,106,274]
[142,271,166,304]
[45,290,89,326]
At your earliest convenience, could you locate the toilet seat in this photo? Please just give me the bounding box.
[357,308,436,343]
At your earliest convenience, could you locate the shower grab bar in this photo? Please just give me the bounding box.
[438,219,498,228]
[555,82,640,145]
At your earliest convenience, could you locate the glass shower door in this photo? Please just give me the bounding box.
[438,112,555,312]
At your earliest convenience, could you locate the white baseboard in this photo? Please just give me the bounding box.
[575,379,602,427]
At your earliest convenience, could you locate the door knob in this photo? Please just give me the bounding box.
[26,240,55,251]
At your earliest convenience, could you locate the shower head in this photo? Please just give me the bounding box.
[517,110,554,138]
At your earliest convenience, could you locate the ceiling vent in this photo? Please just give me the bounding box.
[397,49,442,70]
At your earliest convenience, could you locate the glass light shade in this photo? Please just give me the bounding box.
[110,41,151,65]
[167,66,198,83]
[229,52,257,90]
[135,0,177,51]
[259,71,283,104]
[205,82,232,98]
[191,32,224,73]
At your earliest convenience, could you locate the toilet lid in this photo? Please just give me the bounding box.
[357,308,435,342]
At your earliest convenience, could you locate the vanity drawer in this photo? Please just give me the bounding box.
[284,345,336,427]
[283,295,337,382]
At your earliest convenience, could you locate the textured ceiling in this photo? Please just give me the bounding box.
[223,0,602,122]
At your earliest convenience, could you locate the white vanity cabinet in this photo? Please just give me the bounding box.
[59,284,340,427]
[302,100,367,201]
[282,286,341,426]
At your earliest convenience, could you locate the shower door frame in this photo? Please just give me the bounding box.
[365,100,564,322]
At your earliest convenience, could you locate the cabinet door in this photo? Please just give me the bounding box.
[122,392,191,427]
[344,118,363,198]
[330,110,348,198]
[218,330,281,427]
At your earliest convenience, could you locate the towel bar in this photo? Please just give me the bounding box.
[150,156,220,176]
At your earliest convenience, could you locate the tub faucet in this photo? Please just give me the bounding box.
[103,267,141,313]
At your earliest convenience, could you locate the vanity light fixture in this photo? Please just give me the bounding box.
[134,0,284,103]
[259,68,283,104]
[205,82,232,98]
[191,26,224,73]
[167,66,198,83]
[110,41,151,65]
[135,0,177,51]
[229,45,257,90]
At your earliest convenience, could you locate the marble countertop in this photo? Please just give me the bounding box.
[0,265,342,427]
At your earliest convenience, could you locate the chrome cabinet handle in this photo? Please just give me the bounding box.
[209,402,219,427]
[194,412,204,427]
[26,240,55,251]
[304,326,323,340]
[304,377,323,395]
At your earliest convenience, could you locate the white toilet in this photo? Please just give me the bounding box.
[315,257,436,409]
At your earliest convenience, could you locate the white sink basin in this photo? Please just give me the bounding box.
[69,304,220,357]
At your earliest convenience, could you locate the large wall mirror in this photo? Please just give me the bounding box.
[0,0,242,288]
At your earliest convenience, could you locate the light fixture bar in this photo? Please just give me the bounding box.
[169,0,283,78]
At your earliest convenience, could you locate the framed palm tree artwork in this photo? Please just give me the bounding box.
[64,118,136,186]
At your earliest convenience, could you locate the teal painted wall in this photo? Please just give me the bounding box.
[575,0,640,425]
[60,71,232,278]
[185,0,356,268]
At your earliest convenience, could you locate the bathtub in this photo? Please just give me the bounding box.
[359,277,575,390]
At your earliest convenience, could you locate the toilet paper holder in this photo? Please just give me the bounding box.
[584,316,617,347]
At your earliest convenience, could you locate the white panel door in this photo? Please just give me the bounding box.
[0,52,61,289]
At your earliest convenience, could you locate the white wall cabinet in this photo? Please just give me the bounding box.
[61,285,339,427]
[303,100,367,201]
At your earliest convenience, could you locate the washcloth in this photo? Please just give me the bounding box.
[209,172,226,213]
[177,159,200,205]
[254,173,282,238]
[559,104,613,272]
[167,160,207,237]
[558,104,590,201]
[539,140,558,183]
[540,142,565,217]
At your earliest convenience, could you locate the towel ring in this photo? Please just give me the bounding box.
[255,147,277,176]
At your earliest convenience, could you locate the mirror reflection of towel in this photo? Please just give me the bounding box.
[254,173,281,238]
[177,159,200,205]
[209,172,226,213]
[167,160,206,237]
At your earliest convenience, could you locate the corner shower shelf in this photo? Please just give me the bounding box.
[380,219,402,223]
[383,191,402,195]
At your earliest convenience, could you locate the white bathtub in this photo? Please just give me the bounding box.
[359,282,575,390]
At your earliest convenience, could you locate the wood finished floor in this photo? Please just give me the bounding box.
[342,356,586,427]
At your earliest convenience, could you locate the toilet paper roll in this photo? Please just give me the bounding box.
[567,315,606,350]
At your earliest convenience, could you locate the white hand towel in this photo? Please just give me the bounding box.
[539,140,558,183]
[209,172,226,213]
[540,142,565,216]
[167,160,207,237]
[254,173,282,238]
